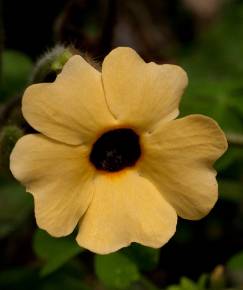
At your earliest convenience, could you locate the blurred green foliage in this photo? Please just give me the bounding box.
[167,275,208,290]
[1,1,243,290]
[0,50,32,101]
[95,252,140,289]
[180,6,243,135]
[228,251,243,271]
[123,244,160,272]
[0,178,32,238]
[33,229,83,276]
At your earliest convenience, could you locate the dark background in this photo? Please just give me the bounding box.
[1,1,243,289]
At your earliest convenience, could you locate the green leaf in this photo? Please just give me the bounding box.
[33,229,83,276]
[95,252,140,289]
[166,276,205,290]
[227,252,243,286]
[123,244,160,271]
[0,50,32,100]
[167,286,182,290]
[227,251,243,271]
[180,277,198,290]
[0,179,32,238]
[197,274,208,290]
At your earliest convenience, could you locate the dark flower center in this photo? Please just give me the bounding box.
[89,128,141,172]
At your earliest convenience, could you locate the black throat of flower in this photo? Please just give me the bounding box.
[89,128,141,172]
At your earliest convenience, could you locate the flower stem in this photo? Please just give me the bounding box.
[226,132,243,147]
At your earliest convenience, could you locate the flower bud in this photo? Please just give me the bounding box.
[210,265,226,289]
[31,45,74,84]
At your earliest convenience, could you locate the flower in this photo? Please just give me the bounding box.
[10,47,228,254]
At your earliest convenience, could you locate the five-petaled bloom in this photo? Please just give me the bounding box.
[10,47,227,254]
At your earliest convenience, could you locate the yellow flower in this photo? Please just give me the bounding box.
[10,47,227,254]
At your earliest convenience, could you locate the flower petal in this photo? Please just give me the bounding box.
[10,134,95,236]
[76,170,177,254]
[139,115,228,220]
[23,55,117,145]
[102,47,188,131]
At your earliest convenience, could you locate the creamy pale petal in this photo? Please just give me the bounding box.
[138,115,228,220]
[23,55,117,145]
[102,47,188,132]
[76,170,177,254]
[10,134,95,236]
